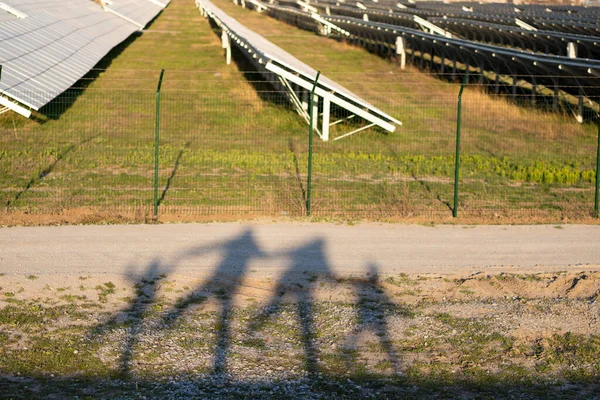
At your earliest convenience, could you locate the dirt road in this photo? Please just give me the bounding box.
[1,222,599,277]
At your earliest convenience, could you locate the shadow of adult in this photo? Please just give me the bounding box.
[90,258,174,378]
[162,228,265,377]
[345,263,401,374]
[249,238,334,376]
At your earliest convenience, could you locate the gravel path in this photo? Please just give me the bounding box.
[1,222,599,277]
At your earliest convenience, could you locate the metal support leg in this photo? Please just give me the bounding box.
[322,95,331,141]
[311,94,319,133]
[302,90,308,112]
[221,31,231,65]
[577,90,584,123]
[452,59,457,80]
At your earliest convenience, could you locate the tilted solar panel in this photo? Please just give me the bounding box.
[0,1,140,113]
[198,0,400,140]
[0,0,169,116]
[105,0,169,28]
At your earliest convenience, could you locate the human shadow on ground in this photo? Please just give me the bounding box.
[160,228,265,375]
[248,238,335,375]
[344,263,402,375]
[90,258,174,377]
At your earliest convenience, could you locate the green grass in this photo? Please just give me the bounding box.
[0,0,598,222]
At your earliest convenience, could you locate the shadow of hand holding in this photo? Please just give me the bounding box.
[248,238,335,376]
[160,228,265,377]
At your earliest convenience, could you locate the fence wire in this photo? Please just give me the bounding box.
[1,74,598,222]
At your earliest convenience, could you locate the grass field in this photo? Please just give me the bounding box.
[0,0,599,224]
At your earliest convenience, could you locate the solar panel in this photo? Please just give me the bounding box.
[198,0,401,140]
[103,0,170,29]
[0,0,169,117]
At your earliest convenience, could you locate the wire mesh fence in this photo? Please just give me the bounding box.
[1,72,598,222]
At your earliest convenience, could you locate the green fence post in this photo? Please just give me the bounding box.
[453,74,468,218]
[595,115,600,218]
[153,69,165,218]
[306,71,320,217]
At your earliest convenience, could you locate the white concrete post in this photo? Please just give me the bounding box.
[567,42,577,59]
[221,31,231,65]
[322,95,331,141]
[311,95,319,133]
[396,37,406,69]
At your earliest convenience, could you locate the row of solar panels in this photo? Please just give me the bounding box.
[329,0,600,21]
[0,0,169,117]
[311,0,600,35]
[239,1,600,100]
[430,18,600,60]
[308,3,600,59]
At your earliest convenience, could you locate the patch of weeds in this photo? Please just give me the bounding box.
[79,275,90,280]
[175,293,206,309]
[4,292,15,297]
[546,332,600,368]
[321,351,367,377]
[394,289,421,296]
[59,295,87,303]
[0,303,83,326]
[56,287,70,293]
[4,298,24,305]
[95,282,116,303]
[26,275,38,280]
[241,338,266,349]
[1,333,108,377]
[459,289,475,295]
[534,361,552,373]
[385,273,418,287]
[373,359,393,371]
[80,302,102,309]
[434,313,514,363]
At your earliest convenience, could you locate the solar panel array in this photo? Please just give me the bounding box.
[239,0,599,110]
[0,0,169,117]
